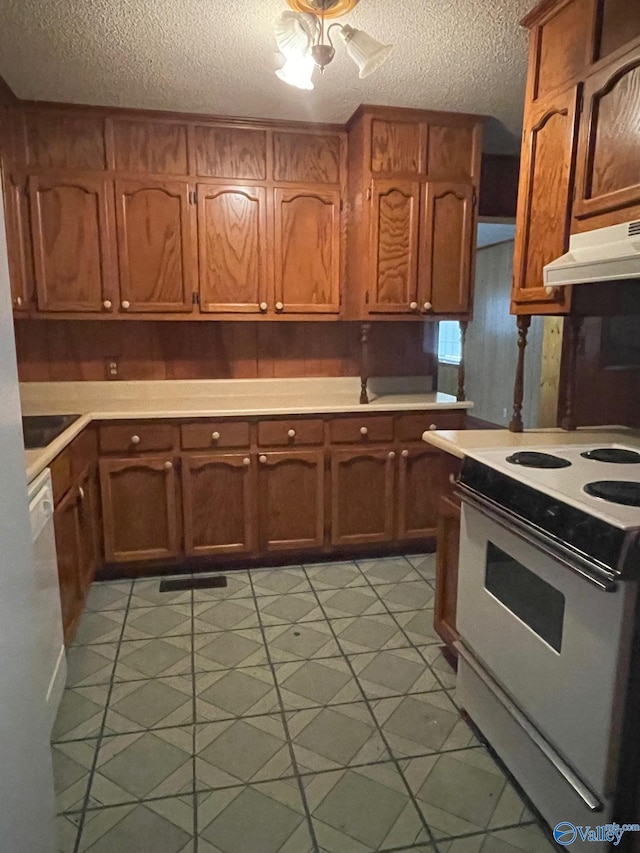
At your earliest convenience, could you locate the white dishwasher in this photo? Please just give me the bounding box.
[28,468,66,733]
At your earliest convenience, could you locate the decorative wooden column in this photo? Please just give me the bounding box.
[359,322,371,404]
[560,315,583,431]
[509,315,531,432]
[456,320,468,402]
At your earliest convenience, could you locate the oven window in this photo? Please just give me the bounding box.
[485,542,565,653]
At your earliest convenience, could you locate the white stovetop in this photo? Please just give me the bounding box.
[466,443,640,530]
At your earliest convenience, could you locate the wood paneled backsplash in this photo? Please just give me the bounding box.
[14,320,437,383]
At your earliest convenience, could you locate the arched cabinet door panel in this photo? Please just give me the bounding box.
[115,179,195,313]
[197,184,268,314]
[273,187,341,315]
[330,449,395,546]
[29,174,116,313]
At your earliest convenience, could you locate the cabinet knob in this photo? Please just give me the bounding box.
[287,429,296,438]
[164,461,173,470]
[423,302,433,312]
[259,454,267,464]
[449,473,457,485]
[103,300,112,310]
[388,451,396,460]
[211,431,221,441]
[243,457,251,466]
[14,296,23,308]
[259,302,268,312]
[401,449,409,458]
[409,301,418,311]
[429,424,437,431]
[130,434,141,445]
[360,426,368,436]
[275,301,284,311]
[121,300,131,310]
[78,486,85,501]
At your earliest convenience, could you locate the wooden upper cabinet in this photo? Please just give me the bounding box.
[368,180,420,314]
[258,450,325,552]
[370,119,427,175]
[426,124,481,182]
[193,126,267,180]
[273,187,341,314]
[595,0,640,62]
[115,179,195,313]
[511,86,580,313]
[420,182,474,315]
[197,184,268,314]
[100,456,180,563]
[182,452,256,556]
[273,131,343,184]
[2,169,32,311]
[573,47,640,221]
[29,174,116,313]
[110,118,189,175]
[23,110,106,171]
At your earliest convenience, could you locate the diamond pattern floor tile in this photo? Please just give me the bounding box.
[304,561,369,590]
[91,727,194,806]
[195,667,278,720]
[257,592,324,625]
[331,613,412,654]
[57,812,82,852]
[349,648,440,699]
[105,676,194,733]
[194,628,268,671]
[192,571,253,601]
[436,823,556,852]
[65,644,118,688]
[251,567,313,596]
[394,609,441,645]
[195,715,292,787]
[73,611,126,646]
[129,577,192,609]
[78,795,195,852]
[265,622,341,662]
[317,587,387,619]
[197,780,313,853]
[288,702,389,772]
[405,554,437,580]
[377,582,436,613]
[372,692,475,758]
[274,657,362,709]
[52,685,109,742]
[357,556,423,585]
[193,598,260,632]
[123,605,192,641]
[303,762,430,852]
[84,581,132,612]
[52,739,98,814]
[404,747,534,840]
[115,636,192,681]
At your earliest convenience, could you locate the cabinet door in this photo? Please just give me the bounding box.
[53,486,83,644]
[273,188,340,314]
[511,86,580,313]
[100,456,180,563]
[115,179,195,313]
[182,452,256,556]
[397,447,444,541]
[78,467,101,589]
[258,450,325,552]
[368,181,421,314]
[197,184,268,313]
[419,182,474,315]
[573,48,640,221]
[29,174,116,313]
[331,449,395,546]
[434,494,461,649]
[2,169,31,312]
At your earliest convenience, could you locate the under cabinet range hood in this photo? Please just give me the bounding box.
[543,220,640,287]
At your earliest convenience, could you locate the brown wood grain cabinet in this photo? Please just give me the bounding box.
[182,452,256,556]
[258,450,325,552]
[53,486,84,644]
[1,168,32,311]
[434,493,461,648]
[397,446,445,541]
[331,448,395,546]
[78,467,101,587]
[99,456,180,562]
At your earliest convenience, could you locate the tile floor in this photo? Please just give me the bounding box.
[52,555,557,853]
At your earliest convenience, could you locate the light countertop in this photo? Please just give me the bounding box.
[422,426,640,459]
[22,377,472,483]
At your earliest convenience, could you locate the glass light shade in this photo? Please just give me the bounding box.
[274,11,318,59]
[276,52,315,89]
[340,24,393,78]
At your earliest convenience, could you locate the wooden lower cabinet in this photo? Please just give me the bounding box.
[434,493,461,648]
[331,448,395,546]
[78,466,101,588]
[397,446,445,541]
[100,456,180,562]
[182,452,256,556]
[53,486,84,644]
[258,450,325,552]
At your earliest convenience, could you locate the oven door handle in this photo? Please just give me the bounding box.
[457,484,618,592]
[454,640,604,813]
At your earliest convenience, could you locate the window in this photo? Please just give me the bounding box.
[438,321,461,365]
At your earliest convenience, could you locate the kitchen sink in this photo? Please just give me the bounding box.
[22,415,82,449]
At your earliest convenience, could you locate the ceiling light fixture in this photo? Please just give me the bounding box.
[274,0,393,90]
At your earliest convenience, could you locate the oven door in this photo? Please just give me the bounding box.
[457,498,636,798]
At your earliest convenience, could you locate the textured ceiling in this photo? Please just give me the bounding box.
[0,0,533,152]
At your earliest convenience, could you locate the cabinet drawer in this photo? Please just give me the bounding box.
[258,419,324,447]
[50,448,72,505]
[330,416,394,444]
[71,427,98,476]
[181,421,250,450]
[396,411,466,442]
[99,423,176,454]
